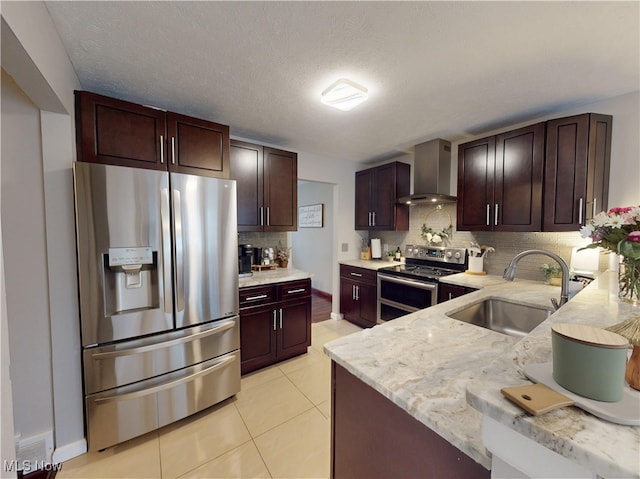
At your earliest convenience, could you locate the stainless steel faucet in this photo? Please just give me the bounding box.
[503,249,570,311]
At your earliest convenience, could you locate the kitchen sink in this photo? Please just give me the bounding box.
[446,298,553,337]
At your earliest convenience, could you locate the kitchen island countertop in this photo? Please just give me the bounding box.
[238,268,312,288]
[324,272,640,477]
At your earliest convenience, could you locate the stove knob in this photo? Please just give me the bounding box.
[446,251,453,258]
[454,251,461,259]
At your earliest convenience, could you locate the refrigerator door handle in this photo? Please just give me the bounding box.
[90,319,237,360]
[93,354,235,404]
[161,187,173,314]
[173,189,185,312]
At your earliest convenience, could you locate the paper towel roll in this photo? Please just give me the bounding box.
[371,239,382,259]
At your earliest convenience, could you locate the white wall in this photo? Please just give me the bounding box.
[1,69,54,459]
[292,181,334,294]
[1,0,84,464]
[297,151,365,316]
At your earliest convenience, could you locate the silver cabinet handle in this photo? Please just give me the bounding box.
[273,310,277,331]
[372,212,376,227]
[486,204,490,226]
[352,285,356,300]
[161,188,172,314]
[260,207,264,226]
[91,319,237,360]
[448,292,453,300]
[279,308,283,329]
[94,354,236,404]
[350,272,363,277]
[171,136,176,165]
[494,203,499,226]
[578,197,584,225]
[173,189,184,312]
[267,207,270,226]
[286,288,306,294]
[355,285,360,301]
[159,135,165,164]
[246,294,268,301]
[368,212,372,227]
[593,198,597,217]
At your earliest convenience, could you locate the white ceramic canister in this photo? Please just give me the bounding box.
[468,256,484,273]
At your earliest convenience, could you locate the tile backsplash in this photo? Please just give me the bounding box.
[374,203,607,281]
[238,232,289,250]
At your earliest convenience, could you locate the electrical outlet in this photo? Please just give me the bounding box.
[341,243,348,252]
[383,243,389,252]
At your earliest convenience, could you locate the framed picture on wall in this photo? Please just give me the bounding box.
[299,204,324,228]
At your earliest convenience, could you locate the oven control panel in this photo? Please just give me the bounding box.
[404,245,467,265]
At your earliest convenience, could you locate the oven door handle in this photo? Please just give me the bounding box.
[378,274,438,291]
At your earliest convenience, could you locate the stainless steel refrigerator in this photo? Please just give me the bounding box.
[73,161,240,451]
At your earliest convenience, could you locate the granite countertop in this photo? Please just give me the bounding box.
[466,271,640,478]
[339,259,398,270]
[439,272,507,289]
[238,268,312,288]
[324,273,640,477]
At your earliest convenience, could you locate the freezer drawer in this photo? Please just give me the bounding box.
[84,316,239,394]
[86,350,240,451]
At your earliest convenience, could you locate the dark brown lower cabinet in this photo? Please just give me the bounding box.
[438,284,477,303]
[240,279,311,374]
[331,362,490,479]
[339,265,377,328]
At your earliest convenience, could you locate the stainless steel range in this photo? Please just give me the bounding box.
[377,245,467,321]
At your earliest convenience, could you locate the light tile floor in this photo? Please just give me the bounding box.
[57,319,362,479]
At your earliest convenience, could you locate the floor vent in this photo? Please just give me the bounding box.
[16,432,53,472]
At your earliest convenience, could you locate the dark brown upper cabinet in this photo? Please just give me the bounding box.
[75,91,230,178]
[355,162,410,231]
[543,113,612,231]
[230,140,298,232]
[457,123,545,232]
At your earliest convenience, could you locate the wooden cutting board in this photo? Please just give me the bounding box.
[501,383,575,415]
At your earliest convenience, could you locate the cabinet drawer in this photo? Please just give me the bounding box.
[277,279,311,300]
[239,285,276,308]
[340,265,377,285]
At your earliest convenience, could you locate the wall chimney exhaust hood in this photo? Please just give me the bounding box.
[397,139,456,205]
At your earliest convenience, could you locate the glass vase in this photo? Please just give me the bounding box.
[618,256,640,305]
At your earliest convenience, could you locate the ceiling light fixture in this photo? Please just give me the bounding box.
[321,78,368,111]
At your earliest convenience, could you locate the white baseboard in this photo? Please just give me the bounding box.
[330,312,343,320]
[52,438,87,464]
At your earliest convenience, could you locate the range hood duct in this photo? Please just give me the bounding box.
[397,138,457,205]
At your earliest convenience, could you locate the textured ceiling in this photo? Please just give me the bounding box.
[45,1,639,163]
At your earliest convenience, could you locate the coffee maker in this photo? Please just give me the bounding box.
[238,244,253,277]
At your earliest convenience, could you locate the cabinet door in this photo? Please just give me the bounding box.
[456,137,495,231]
[543,114,590,231]
[358,282,378,328]
[585,114,612,221]
[438,284,471,303]
[240,304,277,374]
[166,112,229,178]
[340,278,359,323]
[75,91,166,170]
[264,147,297,231]
[355,169,374,230]
[230,141,264,232]
[277,298,311,360]
[372,163,398,230]
[494,123,544,232]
